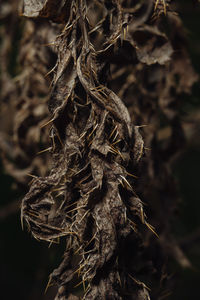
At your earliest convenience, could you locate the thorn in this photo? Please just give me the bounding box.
[88,123,98,139]
[130,224,137,232]
[108,146,117,155]
[123,27,126,40]
[28,178,35,186]
[82,277,86,292]
[123,24,129,41]
[117,272,122,287]
[136,124,148,128]
[48,237,60,248]
[47,238,59,247]
[126,171,138,179]
[26,173,38,179]
[109,125,117,140]
[74,280,85,289]
[78,209,90,224]
[55,191,64,198]
[67,205,86,214]
[26,220,31,232]
[63,23,73,32]
[70,264,84,279]
[74,245,83,255]
[78,131,87,141]
[78,131,86,141]
[27,210,39,218]
[163,0,167,15]
[44,275,53,294]
[48,240,53,248]
[86,94,90,105]
[42,41,56,47]
[111,145,124,160]
[88,138,94,146]
[91,85,105,92]
[85,283,91,294]
[118,178,125,188]
[128,274,151,291]
[128,218,137,227]
[112,130,119,142]
[75,264,85,277]
[44,64,57,77]
[120,175,133,190]
[40,118,55,128]
[83,249,95,255]
[37,147,52,155]
[145,222,159,238]
[78,173,92,184]
[112,139,121,146]
[64,201,79,210]
[84,232,97,249]
[64,231,79,236]
[52,186,64,192]
[154,0,159,11]
[110,145,119,154]
[68,167,77,173]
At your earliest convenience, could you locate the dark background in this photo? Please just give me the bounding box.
[0,1,200,299]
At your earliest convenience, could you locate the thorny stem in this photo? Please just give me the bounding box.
[0,0,198,299]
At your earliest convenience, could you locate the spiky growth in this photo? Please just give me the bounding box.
[0,0,198,299]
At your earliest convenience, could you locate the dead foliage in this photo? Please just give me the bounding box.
[0,0,198,299]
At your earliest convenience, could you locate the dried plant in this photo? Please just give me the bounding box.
[0,0,198,299]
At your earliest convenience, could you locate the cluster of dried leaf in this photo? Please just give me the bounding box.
[0,0,198,299]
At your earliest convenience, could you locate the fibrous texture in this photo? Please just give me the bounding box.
[0,0,198,299]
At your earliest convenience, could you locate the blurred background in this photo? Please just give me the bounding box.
[0,1,200,299]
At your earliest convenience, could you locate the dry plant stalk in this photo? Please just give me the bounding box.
[0,0,198,299]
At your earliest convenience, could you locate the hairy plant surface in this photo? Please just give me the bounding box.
[0,0,198,299]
